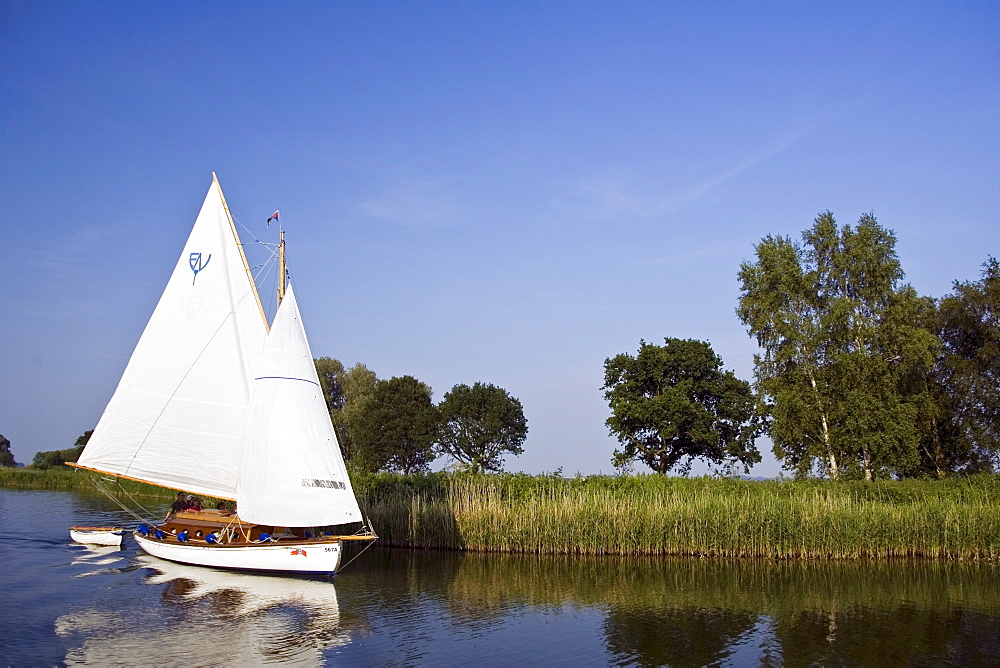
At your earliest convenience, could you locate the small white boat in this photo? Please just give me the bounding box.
[70,526,124,547]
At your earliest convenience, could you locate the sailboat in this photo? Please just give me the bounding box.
[71,174,376,574]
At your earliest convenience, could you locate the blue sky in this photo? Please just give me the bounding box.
[2,2,997,476]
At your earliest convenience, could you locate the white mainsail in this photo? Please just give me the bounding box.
[77,178,268,499]
[236,283,362,527]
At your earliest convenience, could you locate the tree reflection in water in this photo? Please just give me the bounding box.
[341,548,1000,666]
[603,606,759,667]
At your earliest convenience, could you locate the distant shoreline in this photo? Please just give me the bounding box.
[4,468,997,561]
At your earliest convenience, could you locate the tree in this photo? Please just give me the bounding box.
[350,375,440,474]
[737,212,938,479]
[0,434,15,467]
[602,338,763,475]
[29,430,92,469]
[315,357,346,413]
[438,382,528,472]
[314,358,378,464]
[932,257,1000,472]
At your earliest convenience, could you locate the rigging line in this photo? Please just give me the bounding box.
[87,474,154,525]
[231,214,282,252]
[230,214,266,246]
[111,477,159,518]
[336,537,376,574]
[251,248,280,278]
[253,259,280,323]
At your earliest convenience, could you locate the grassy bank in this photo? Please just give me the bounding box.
[0,467,176,500]
[4,467,997,560]
[355,472,1000,560]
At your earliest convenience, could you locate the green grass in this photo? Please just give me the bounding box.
[0,467,177,500]
[356,472,1000,560]
[5,467,998,559]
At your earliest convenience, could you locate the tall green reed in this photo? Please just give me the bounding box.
[358,473,999,560]
[0,467,179,500]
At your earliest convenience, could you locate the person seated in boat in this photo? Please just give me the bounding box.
[164,491,188,521]
[187,495,203,512]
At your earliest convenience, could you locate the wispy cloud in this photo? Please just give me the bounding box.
[672,125,818,207]
[552,121,829,222]
[357,177,470,228]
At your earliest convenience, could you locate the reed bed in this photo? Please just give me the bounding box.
[0,467,177,500]
[4,467,997,559]
[357,473,1000,560]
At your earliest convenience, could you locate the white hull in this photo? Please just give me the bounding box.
[134,532,343,574]
[70,527,124,547]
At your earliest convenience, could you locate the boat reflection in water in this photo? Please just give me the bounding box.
[56,554,352,666]
[69,543,129,578]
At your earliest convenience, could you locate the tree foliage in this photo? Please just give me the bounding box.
[315,358,378,464]
[0,434,15,468]
[438,383,528,472]
[602,338,763,475]
[30,430,91,469]
[737,212,940,479]
[930,257,1000,472]
[315,357,346,413]
[350,375,440,474]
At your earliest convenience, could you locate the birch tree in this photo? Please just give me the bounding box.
[737,212,936,479]
[314,358,378,464]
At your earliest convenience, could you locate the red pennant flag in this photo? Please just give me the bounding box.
[267,210,280,226]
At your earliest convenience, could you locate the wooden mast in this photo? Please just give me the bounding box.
[278,229,286,304]
[214,172,270,331]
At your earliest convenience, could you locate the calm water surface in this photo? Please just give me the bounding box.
[2,489,998,666]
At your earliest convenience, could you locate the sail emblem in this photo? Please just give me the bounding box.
[189,252,212,284]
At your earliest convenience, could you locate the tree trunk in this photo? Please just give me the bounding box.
[862,447,873,481]
[923,418,947,479]
[808,369,839,480]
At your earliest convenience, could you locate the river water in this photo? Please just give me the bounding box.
[2,488,998,666]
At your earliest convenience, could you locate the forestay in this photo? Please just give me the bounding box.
[76,179,268,499]
[236,283,362,527]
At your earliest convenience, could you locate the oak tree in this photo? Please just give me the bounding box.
[603,338,763,475]
[438,382,527,472]
[0,434,15,468]
[350,375,440,474]
[933,257,1000,472]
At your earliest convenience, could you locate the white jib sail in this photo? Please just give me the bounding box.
[236,283,363,527]
[77,178,268,499]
